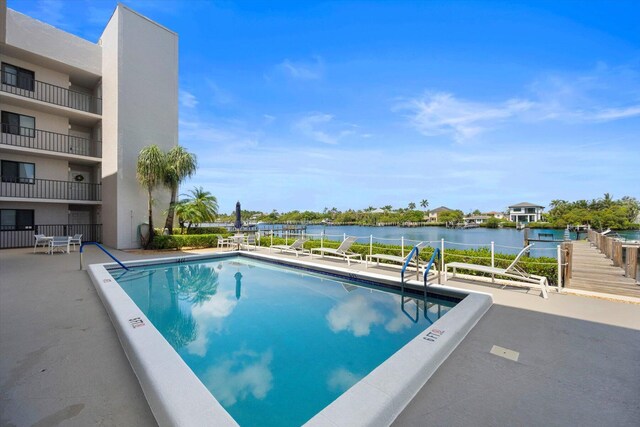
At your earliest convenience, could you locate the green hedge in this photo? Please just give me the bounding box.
[150,234,220,250]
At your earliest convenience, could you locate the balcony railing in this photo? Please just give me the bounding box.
[1,124,102,157]
[1,70,102,115]
[0,223,102,249]
[0,177,101,201]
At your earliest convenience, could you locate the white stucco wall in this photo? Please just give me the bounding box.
[0,101,69,135]
[4,9,101,76]
[100,6,178,249]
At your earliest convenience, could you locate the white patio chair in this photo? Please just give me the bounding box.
[242,234,258,251]
[49,236,71,254]
[216,234,232,249]
[34,234,49,253]
[69,234,82,251]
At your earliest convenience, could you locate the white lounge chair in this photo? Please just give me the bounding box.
[311,236,362,265]
[69,234,82,251]
[445,244,549,298]
[270,238,309,257]
[49,236,71,254]
[34,234,50,253]
[366,242,427,270]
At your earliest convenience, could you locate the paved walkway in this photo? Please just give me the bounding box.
[568,240,640,298]
[1,246,639,426]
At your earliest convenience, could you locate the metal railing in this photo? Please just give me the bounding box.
[0,223,102,249]
[80,242,129,271]
[1,124,101,157]
[1,70,102,114]
[0,177,101,201]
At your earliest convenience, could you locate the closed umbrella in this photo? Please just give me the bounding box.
[234,201,242,230]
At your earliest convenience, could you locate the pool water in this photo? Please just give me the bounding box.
[115,256,458,426]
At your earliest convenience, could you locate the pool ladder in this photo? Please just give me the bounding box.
[400,246,441,322]
[79,242,130,271]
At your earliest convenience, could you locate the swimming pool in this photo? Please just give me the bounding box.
[88,252,492,426]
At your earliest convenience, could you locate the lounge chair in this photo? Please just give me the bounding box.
[270,238,309,257]
[49,236,71,254]
[366,242,427,270]
[33,234,50,253]
[310,236,362,265]
[216,234,232,249]
[445,244,549,298]
[69,234,82,251]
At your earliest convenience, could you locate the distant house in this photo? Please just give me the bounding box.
[427,206,453,222]
[464,215,490,224]
[508,202,544,223]
[486,211,505,220]
[371,208,385,214]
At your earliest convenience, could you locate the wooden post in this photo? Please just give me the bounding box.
[523,227,529,247]
[626,247,638,280]
[612,241,623,268]
[562,242,573,287]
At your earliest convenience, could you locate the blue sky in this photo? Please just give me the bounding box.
[10,0,640,214]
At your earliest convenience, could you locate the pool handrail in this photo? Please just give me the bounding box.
[79,242,130,271]
[400,244,421,287]
[423,248,441,285]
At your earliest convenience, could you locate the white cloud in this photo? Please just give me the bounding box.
[327,368,363,393]
[294,113,356,145]
[326,294,384,337]
[179,90,198,108]
[203,349,274,406]
[186,290,239,357]
[278,56,324,80]
[397,92,533,141]
[399,65,640,141]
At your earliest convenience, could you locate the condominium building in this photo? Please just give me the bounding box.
[0,1,177,249]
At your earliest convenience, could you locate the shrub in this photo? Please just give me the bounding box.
[150,234,219,249]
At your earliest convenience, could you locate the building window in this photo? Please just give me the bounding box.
[1,111,36,137]
[1,63,35,91]
[0,209,34,231]
[1,160,35,184]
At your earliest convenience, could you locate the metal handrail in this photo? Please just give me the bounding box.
[1,124,101,157]
[80,242,130,271]
[423,248,441,285]
[400,244,421,285]
[1,70,102,114]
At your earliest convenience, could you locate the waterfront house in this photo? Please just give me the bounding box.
[427,206,453,222]
[0,3,177,249]
[486,211,505,219]
[464,215,489,225]
[508,202,544,223]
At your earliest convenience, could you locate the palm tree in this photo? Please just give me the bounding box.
[178,186,218,231]
[137,145,166,248]
[420,199,429,210]
[163,146,197,234]
[408,202,416,210]
[382,205,392,212]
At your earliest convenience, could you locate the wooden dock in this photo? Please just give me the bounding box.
[567,240,640,298]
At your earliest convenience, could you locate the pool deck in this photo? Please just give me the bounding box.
[1,246,639,426]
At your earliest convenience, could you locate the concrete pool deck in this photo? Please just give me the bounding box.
[1,246,639,426]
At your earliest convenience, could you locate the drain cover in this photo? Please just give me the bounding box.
[490,345,519,362]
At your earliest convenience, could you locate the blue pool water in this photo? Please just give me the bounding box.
[114,256,459,426]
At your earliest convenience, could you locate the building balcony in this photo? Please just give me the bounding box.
[0,177,101,202]
[1,71,102,115]
[1,125,101,158]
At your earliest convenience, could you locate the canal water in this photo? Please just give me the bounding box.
[262,225,640,259]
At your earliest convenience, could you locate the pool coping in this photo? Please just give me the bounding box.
[87,251,493,427]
